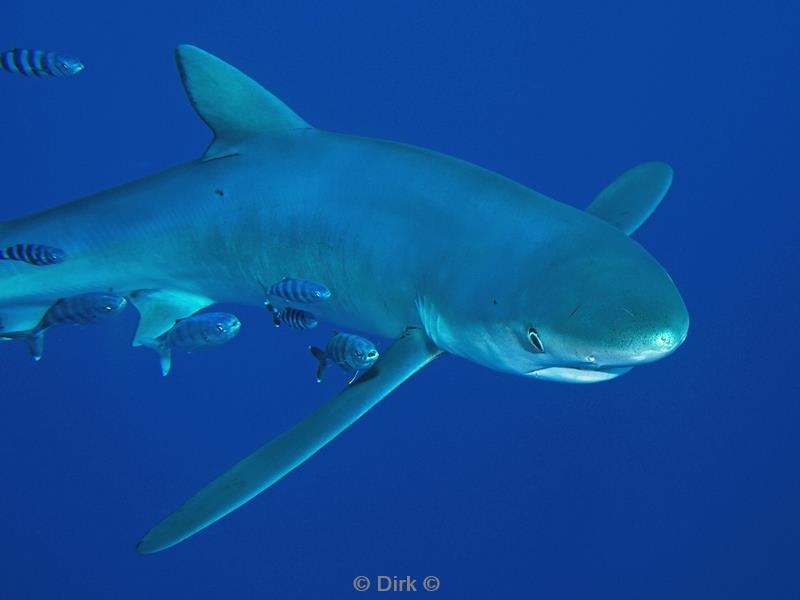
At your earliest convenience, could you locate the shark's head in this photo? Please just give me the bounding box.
[520,235,689,382]
[421,216,688,384]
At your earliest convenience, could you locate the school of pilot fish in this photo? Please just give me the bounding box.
[0,50,378,380]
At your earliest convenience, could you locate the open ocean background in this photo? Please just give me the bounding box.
[1,1,797,598]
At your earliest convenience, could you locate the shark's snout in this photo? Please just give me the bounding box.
[576,287,688,369]
[628,284,688,361]
[527,249,689,384]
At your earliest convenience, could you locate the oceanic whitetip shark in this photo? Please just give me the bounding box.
[0,46,689,553]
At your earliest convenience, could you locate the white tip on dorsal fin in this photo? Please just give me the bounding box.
[586,162,674,235]
[174,45,311,160]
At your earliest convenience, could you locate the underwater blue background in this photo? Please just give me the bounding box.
[1,1,797,598]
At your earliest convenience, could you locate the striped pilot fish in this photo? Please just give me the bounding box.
[280,307,318,330]
[149,312,241,376]
[0,48,84,77]
[267,278,331,304]
[263,277,331,326]
[309,332,379,384]
[0,292,127,360]
[0,243,65,266]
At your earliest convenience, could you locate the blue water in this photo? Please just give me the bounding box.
[1,2,797,598]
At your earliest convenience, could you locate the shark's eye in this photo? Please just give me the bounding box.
[528,327,544,353]
[367,351,377,358]
[216,325,225,332]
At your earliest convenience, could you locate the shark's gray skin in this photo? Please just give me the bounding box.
[0,46,689,553]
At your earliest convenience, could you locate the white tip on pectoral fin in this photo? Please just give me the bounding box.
[136,329,443,554]
[174,45,312,160]
[586,162,674,235]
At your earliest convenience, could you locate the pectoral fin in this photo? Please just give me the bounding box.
[586,162,673,235]
[136,328,443,553]
[129,289,213,347]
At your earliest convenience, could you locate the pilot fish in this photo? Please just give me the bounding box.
[0,243,65,266]
[148,312,241,376]
[310,333,379,384]
[0,292,127,360]
[279,307,318,330]
[267,278,331,304]
[0,48,84,77]
[263,278,331,325]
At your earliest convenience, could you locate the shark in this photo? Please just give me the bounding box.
[0,45,689,553]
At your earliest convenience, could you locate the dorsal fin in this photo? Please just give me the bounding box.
[174,45,311,160]
[586,162,674,235]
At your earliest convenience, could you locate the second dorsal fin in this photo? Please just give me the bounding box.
[174,45,311,160]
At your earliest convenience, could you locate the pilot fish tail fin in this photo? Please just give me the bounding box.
[26,332,44,361]
[157,346,173,377]
[0,330,44,361]
[174,45,311,161]
[139,335,173,377]
[136,329,443,553]
[309,345,327,382]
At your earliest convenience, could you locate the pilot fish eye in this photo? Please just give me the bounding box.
[528,327,544,353]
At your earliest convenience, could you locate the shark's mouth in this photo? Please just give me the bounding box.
[528,366,632,383]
